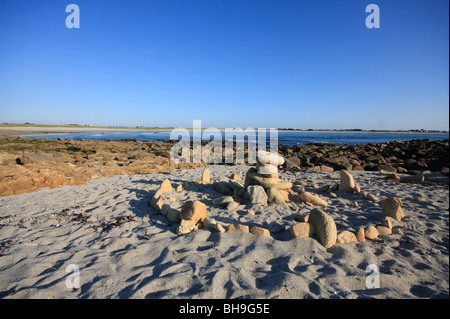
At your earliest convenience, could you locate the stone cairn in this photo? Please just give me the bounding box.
[150,157,406,249]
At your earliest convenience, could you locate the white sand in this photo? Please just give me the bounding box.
[0,165,448,299]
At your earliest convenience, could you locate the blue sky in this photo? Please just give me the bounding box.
[0,0,448,130]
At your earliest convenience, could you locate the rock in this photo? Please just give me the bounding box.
[249,175,280,189]
[377,226,392,236]
[285,156,301,169]
[246,209,256,215]
[228,180,244,191]
[381,217,393,229]
[306,165,334,172]
[159,179,173,194]
[213,181,233,194]
[356,227,365,242]
[257,151,285,166]
[230,173,241,181]
[180,200,207,225]
[175,184,183,192]
[250,226,271,237]
[300,192,328,206]
[244,167,258,188]
[364,226,379,240]
[167,208,181,223]
[203,217,217,229]
[268,222,285,233]
[201,168,210,184]
[380,197,405,221]
[278,189,290,202]
[161,203,171,216]
[246,185,268,205]
[213,196,235,206]
[214,223,226,233]
[235,224,250,233]
[266,187,286,205]
[336,231,357,244]
[226,201,239,211]
[227,224,236,232]
[256,163,278,176]
[176,219,196,235]
[308,208,337,248]
[294,213,309,222]
[290,222,314,238]
[366,193,379,202]
[275,181,293,190]
[339,170,355,192]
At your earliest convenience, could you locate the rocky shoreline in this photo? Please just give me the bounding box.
[0,135,448,197]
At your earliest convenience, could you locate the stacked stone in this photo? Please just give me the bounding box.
[244,151,293,205]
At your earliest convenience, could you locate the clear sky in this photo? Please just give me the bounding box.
[0,0,448,130]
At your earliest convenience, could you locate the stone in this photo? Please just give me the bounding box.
[266,187,286,205]
[300,192,328,206]
[213,196,235,206]
[159,179,173,194]
[336,231,357,244]
[249,175,280,189]
[356,227,365,242]
[175,184,183,192]
[180,200,207,225]
[244,167,258,188]
[246,185,268,204]
[161,204,171,216]
[176,219,196,235]
[230,173,241,181]
[246,209,256,215]
[268,222,285,233]
[256,163,278,176]
[381,217,393,229]
[213,181,233,194]
[215,223,225,233]
[364,226,379,240]
[285,156,301,169]
[275,181,293,190]
[201,168,210,184]
[366,193,379,202]
[226,201,239,210]
[308,208,337,248]
[278,189,290,202]
[380,197,405,221]
[203,217,217,229]
[377,226,392,236]
[339,170,355,192]
[227,224,236,232]
[228,180,244,191]
[235,224,250,233]
[168,196,177,202]
[294,213,309,222]
[167,208,181,223]
[250,226,271,237]
[257,151,285,166]
[290,222,314,238]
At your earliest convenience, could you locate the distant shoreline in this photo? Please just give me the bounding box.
[0,124,448,135]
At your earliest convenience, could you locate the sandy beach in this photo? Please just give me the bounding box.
[0,165,448,299]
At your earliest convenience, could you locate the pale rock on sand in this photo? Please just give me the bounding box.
[364,225,379,240]
[290,222,314,238]
[180,200,207,225]
[308,208,337,248]
[380,197,405,221]
[201,168,210,184]
[336,231,357,244]
[300,192,327,206]
[246,185,268,205]
[339,170,355,192]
